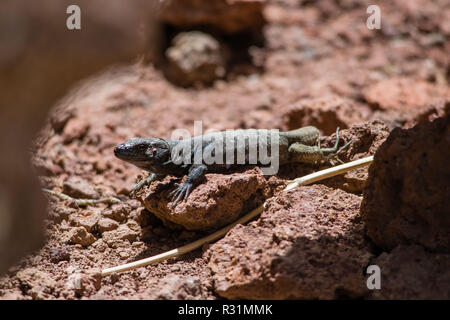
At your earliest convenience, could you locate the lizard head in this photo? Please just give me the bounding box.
[114,137,170,169]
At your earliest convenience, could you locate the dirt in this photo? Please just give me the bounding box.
[1,0,449,299]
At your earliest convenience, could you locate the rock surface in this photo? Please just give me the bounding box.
[63,177,99,200]
[282,95,369,135]
[158,0,265,33]
[16,268,57,300]
[102,222,141,246]
[143,168,281,230]
[207,185,373,299]
[153,275,207,300]
[97,218,120,233]
[165,31,228,86]
[320,121,390,193]
[1,0,449,300]
[363,78,450,126]
[361,115,450,253]
[66,227,96,247]
[363,78,450,112]
[369,245,450,299]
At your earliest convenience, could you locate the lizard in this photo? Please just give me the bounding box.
[114,126,352,206]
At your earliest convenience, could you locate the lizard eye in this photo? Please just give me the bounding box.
[146,147,157,156]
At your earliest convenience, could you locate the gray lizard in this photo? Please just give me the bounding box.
[114,126,352,206]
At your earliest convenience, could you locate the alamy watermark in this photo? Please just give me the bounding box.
[67,4,381,31]
[366,5,381,30]
[66,5,81,30]
[65,266,82,290]
[366,265,381,290]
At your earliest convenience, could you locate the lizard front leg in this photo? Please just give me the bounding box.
[130,173,162,198]
[169,164,208,207]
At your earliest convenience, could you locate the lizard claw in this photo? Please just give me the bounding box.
[130,174,156,198]
[169,182,193,207]
[325,138,354,161]
[320,127,353,162]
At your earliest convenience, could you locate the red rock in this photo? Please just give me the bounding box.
[404,98,450,128]
[158,0,265,34]
[320,121,390,193]
[130,208,153,227]
[49,246,71,263]
[361,115,450,252]
[102,223,140,246]
[368,245,450,299]
[363,78,449,111]
[102,203,132,222]
[67,269,102,297]
[143,167,279,230]
[207,185,373,299]
[69,211,100,232]
[81,269,102,294]
[0,291,26,300]
[282,95,368,135]
[363,77,450,126]
[97,218,120,233]
[153,275,205,300]
[48,206,76,222]
[165,31,228,86]
[50,108,75,133]
[66,227,96,247]
[62,118,91,144]
[32,158,63,177]
[93,159,111,174]
[16,268,56,300]
[63,176,99,200]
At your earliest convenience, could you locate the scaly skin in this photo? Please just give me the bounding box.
[114,126,352,206]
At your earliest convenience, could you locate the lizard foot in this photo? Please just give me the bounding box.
[320,127,354,162]
[130,174,156,198]
[169,182,193,207]
[324,138,354,161]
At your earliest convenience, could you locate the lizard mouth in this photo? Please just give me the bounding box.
[114,145,148,161]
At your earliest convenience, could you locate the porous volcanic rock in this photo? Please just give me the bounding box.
[15,268,57,300]
[63,176,99,199]
[361,115,450,252]
[404,98,450,128]
[68,210,100,232]
[66,227,96,247]
[207,185,373,299]
[363,78,450,112]
[368,245,450,299]
[165,31,228,86]
[62,118,91,144]
[158,0,265,34]
[363,78,450,126]
[320,121,390,193]
[153,275,206,300]
[101,221,141,246]
[282,95,369,136]
[143,167,281,230]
